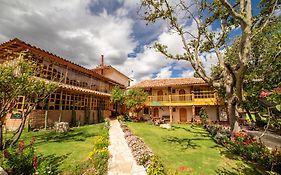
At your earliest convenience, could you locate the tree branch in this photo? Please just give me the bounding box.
[219,0,247,25]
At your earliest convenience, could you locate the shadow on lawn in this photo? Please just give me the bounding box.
[33,129,98,146]
[216,150,261,175]
[172,125,210,137]
[216,162,261,175]
[162,136,212,149]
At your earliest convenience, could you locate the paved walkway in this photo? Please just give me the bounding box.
[108,120,146,175]
[248,130,281,149]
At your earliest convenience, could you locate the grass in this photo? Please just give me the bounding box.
[127,122,261,175]
[3,123,108,174]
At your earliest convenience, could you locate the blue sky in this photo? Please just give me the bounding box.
[0,0,263,84]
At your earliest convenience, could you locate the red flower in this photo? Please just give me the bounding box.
[32,155,38,169]
[178,166,188,171]
[18,140,25,154]
[242,142,247,145]
[3,149,9,158]
[30,136,36,146]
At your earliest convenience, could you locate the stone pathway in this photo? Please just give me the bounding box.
[108,120,146,175]
[248,130,281,149]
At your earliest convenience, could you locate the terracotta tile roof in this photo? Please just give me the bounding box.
[130,77,206,88]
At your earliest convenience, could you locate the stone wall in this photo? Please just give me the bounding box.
[5,108,108,130]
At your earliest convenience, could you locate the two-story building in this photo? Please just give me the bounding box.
[0,38,129,130]
[130,78,225,123]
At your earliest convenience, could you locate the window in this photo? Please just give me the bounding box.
[172,89,176,93]
[11,112,21,119]
[173,108,176,112]
[195,107,202,116]
[143,107,149,115]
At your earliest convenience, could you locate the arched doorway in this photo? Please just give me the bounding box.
[157,90,163,101]
[153,108,159,118]
[179,89,185,101]
[179,108,187,122]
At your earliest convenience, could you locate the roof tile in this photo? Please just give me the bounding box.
[130,77,206,88]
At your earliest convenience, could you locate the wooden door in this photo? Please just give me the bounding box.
[179,89,185,101]
[157,90,163,101]
[179,108,187,122]
[153,108,159,118]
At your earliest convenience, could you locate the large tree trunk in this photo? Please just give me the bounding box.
[0,122,3,150]
[227,95,240,133]
[225,71,241,133]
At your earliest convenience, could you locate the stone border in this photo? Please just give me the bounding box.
[119,121,154,170]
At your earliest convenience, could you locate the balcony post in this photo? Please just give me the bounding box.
[169,106,172,124]
[168,95,171,103]
[192,105,195,122]
[192,91,195,105]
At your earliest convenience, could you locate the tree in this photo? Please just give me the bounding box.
[140,0,279,133]
[0,52,57,148]
[125,88,148,120]
[214,18,281,123]
[243,18,281,113]
[110,86,125,116]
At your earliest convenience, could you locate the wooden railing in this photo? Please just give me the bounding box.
[146,91,222,106]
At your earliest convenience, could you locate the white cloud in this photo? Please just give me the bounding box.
[0,0,136,68]
[155,66,173,79]
[0,0,219,84]
[181,70,195,77]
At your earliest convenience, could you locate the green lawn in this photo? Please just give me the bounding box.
[127,122,260,175]
[3,123,108,174]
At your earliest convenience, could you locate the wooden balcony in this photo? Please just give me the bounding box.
[145,91,224,106]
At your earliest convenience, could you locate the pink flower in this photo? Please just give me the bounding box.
[259,91,270,98]
[273,87,281,92]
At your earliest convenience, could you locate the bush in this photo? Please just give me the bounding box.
[199,108,208,124]
[229,130,281,172]
[93,136,109,150]
[36,154,65,175]
[117,115,131,122]
[88,135,110,175]
[205,124,231,145]
[147,155,166,175]
[1,140,36,175]
[1,138,62,175]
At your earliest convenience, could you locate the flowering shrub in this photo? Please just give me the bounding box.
[88,135,109,175]
[1,137,62,175]
[229,130,281,173]
[1,140,36,175]
[93,136,109,149]
[229,130,261,161]
[205,124,231,146]
[205,124,281,173]
[147,155,165,175]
